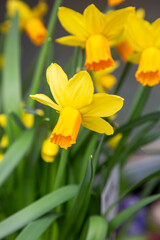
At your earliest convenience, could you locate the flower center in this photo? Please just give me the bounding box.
[50,107,82,149]
[85,34,114,71]
[135,47,160,86]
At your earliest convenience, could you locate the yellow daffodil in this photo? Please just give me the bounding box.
[41,138,59,162]
[107,133,122,149]
[0,55,4,69]
[92,62,119,92]
[22,108,44,128]
[5,0,47,45]
[126,14,160,86]
[108,0,125,6]
[30,63,123,149]
[0,114,7,128]
[0,135,9,148]
[56,5,134,71]
[116,9,145,62]
[0,153,4,162]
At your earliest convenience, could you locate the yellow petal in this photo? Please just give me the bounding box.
[0,153,4,162]
[81,93,123,117]
[30,94,60,111]
[126,14,154,52]
[83,4,106,34]
[56,35,85,48]
[103,7,135,41]
[64,71,94,109]
[58,7,89,39]
[7,0,32,28]
[41,138,59,162]
[0,114,7,128]
[152,18,160,48]
[82,117,114,135]
[22,111,34,128]
[31,2,48,19]
[46,63,68,108]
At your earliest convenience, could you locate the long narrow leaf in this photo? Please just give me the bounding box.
[0,185,78,238]
[2,13,21,116]
[85,216,108,240]
[108,194,160,236]
[0,129,35,187]
[16,214,60,240]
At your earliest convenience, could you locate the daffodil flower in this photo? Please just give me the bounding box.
[108,0,126,6]
[0,114,7,128]
[0,153,4,162]
[115,9,145,62]
[21,108,44,128]
[41,138,59,162]
[30,63,123,149]
[92,62,119,92]
[5,0,47,45]
[126,14,160,86]
[56,4,134,71]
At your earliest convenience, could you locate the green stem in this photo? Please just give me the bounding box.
[114,62,132,94]
[53,149,69,190]
[129,85,151,121]
[28,0,63,107]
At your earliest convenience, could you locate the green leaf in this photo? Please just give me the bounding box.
[108,194,160,236]
[83,216,108,240]
[16,214,60,240]
[104,170,160,217]
[0,129,35,187]
[2,13,21,116]
[0,185,78,238]
[61,157,93,239]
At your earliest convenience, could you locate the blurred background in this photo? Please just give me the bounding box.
[1,0,160,125]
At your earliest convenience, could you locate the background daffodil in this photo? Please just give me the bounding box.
[5,0,47,45]
[115,9,145,62]
[30,63,123,149]
[56,4,135,71]
[41,138,59,162]
[126,14,160,86]
[92,61,119,93]
[108,0,126,6]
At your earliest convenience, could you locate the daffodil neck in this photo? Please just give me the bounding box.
[136,47,160,86]
[50,107,82,149]
[85,34,114,71]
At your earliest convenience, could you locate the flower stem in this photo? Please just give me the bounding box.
[53,149,69,190]
[129,85,151,121]
[114,62,132,94]
[28,0,63,107]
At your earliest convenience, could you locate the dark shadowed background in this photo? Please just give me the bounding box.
[0,0,160,125]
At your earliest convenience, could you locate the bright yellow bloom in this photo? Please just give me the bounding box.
[0,55,4,69]
[126,14,160,86]
[115,9,145,62]
[0,114,7,128]
[5,0,47,45]
[107,133,122,149]
[56,5,134,71]
[41,138,59,162]
[108,0,125,6]
[30,63,123,149]
[22,108,44,128]
[92,62,119,92]
[0,153,4,162]
[0,135,9,148]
